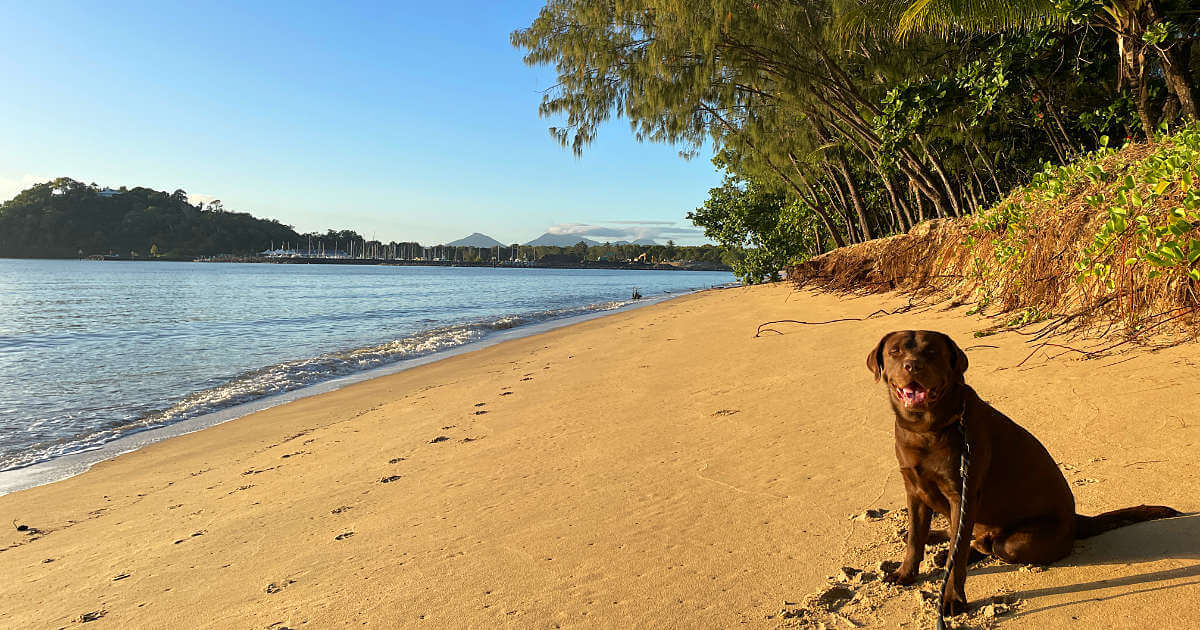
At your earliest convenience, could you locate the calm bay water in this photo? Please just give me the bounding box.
[0,259,733,471]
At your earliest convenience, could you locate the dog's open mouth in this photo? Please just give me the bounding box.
[895,382,931,408]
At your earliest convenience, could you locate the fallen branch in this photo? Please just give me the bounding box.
[754,304,917,337]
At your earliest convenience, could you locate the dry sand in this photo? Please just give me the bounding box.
[2,284,1197,629]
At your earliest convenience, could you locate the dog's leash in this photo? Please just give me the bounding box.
[936,399,970,630]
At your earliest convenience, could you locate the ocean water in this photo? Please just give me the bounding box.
[0,259,733,473]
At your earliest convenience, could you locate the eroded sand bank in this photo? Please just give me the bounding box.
[2,284,1197,629]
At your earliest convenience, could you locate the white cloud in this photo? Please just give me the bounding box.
[544,221,705,244]
[547,223,627,237]
[188,192,220,205]
[0,174,52,202]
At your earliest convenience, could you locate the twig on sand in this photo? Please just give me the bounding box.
[1015,306,1194,366]
[1016,342,1090,367]
[754,302,921,337]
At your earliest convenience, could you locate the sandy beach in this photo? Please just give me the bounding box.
[2,284,1197,629]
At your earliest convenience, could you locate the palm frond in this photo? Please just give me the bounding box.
[896,0,1064,42]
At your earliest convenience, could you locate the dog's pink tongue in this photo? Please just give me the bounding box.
[902,386,927,406]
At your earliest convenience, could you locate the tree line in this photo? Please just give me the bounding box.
[0,178,724,264]
[0,178,301,258]
[512,0,1200,281]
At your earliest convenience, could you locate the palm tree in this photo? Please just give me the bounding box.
[847,0,1197,138]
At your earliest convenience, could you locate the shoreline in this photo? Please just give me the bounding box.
[2,283,1196,629]
[5,255,733,272]
[0,289,699,496]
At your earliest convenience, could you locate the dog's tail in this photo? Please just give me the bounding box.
[1075,505,1181,539]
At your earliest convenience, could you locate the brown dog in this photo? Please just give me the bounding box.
[868,330,1179,615]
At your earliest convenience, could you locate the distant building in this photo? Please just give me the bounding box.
[97,188,122,198]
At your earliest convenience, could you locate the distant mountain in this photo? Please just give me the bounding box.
[613,238,658,246]
[446,232,505,247]
[524,233,602,247]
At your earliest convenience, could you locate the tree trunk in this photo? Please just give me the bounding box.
[817,175,858,244]
[915,134,961,217]
[1113,10,1156,139]
[814,93,951,217]
[1147,0,1198,120]
[834,154,875,240]
[963,128,1004,197]
[883,174,914,232]
[914,190,927,222]
[963,148,989,210]
[788,154,848,249]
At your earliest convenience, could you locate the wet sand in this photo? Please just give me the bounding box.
[2,283,1196,629]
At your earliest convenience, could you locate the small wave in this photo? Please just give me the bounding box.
[0,299,630,471]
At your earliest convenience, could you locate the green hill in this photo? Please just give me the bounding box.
[0,178,301,258]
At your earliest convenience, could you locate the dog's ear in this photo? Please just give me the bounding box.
[938,332,969,376]
[867,332,894,382]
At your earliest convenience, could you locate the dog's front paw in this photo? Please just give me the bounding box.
[940,585,968,616]
[882,568,917,586]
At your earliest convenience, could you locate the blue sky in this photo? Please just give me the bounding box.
[0,1,722,245]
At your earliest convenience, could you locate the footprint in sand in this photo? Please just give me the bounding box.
[172,531,206,545]
[713,409,740,417]
[335,531,355,541]
[474,402,486,407]
[521,377,533,382]
[379,475,402,483]
[499,391,513,396]
[388,457,406,464]
[331,506,353,514]
[430,436,451,444]
[265,579,296,593]
[474,410,488,415]
[242,466,278,476]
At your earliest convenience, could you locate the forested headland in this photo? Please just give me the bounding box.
[0,177,726,266]
[513,0,1200,283]
[0,178,302,259]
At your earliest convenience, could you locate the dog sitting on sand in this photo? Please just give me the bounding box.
[867,330,1180,615]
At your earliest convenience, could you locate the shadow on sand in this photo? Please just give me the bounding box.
[973,513,1200,618]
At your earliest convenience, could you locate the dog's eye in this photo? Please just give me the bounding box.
[888,347,900,356]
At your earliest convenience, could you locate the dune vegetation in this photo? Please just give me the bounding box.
[790,125,1200,344]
